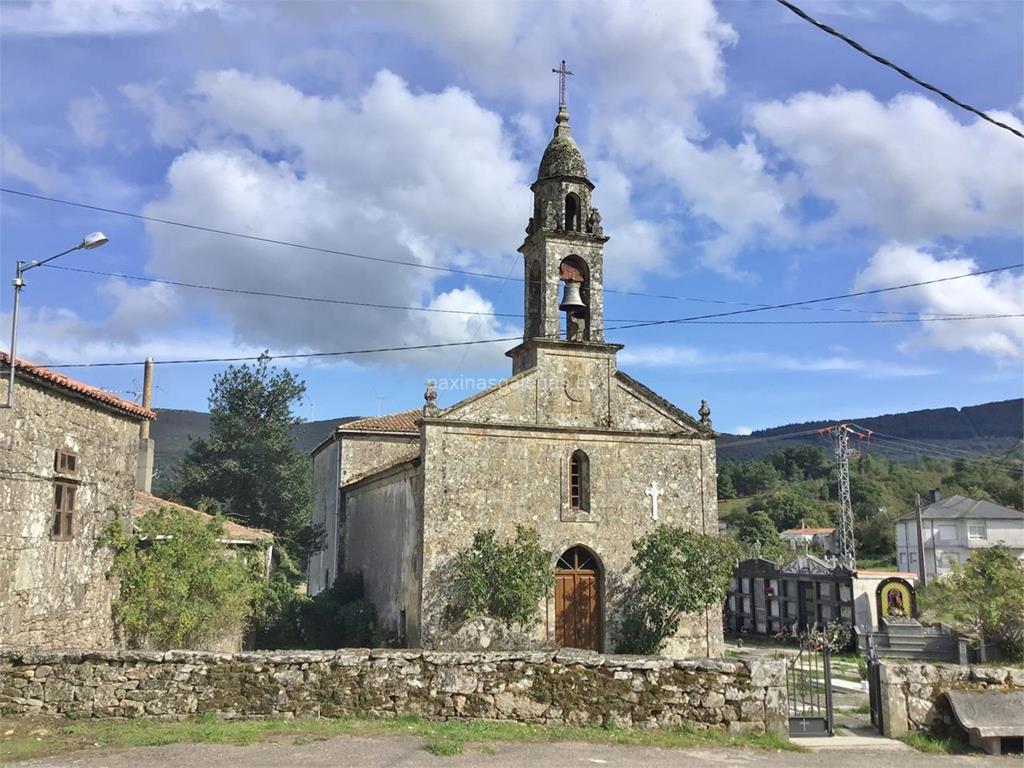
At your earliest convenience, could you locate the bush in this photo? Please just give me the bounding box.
[919,545,1024,661]
[617,527,738,654]
[450,526,553,630]
[103,507,263,649]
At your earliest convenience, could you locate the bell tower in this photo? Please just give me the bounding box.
[511,64,609,374]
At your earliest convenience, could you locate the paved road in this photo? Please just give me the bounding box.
[10,735,1019,768]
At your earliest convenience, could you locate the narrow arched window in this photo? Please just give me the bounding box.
[564,193,581,232]
[569,449,590,511]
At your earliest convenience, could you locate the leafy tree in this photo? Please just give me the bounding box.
[104,507,263,649]
[450,526,554,629]
[733,460,781,496]
[717,469,737,500]
[746,489,833,531]
[617,527,738,654]
[919,546,1024,661]
[171,357,322,570]
[731,510,787,561]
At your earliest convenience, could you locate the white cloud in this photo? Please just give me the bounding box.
[751,89,1024,242]
[126,70,526,369]
[67,91,109,148]
[619,343,938,378]
[1,0,226,36]
[854,243,1024,361]
[120,83,196,147]
[0,135,65,191]
[733,425,753,436]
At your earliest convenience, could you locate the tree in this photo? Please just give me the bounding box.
[919,546,1024,661]
[617,527,738,654]
[171,357,321,570]
[717,468,737,500]
[746,489,833,531]
[450,526,554,629]
[734,460,781,496]
[731,510,787,561]
[104,507,262,649]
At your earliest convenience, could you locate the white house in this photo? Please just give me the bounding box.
[895,491,1024,578]
[780,526,835,552]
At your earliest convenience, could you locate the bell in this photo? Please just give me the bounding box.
[559,280,586,314]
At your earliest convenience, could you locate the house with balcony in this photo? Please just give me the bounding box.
[894,491,1024,578]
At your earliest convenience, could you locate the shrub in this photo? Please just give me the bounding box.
[617,527,738,654]
[450,526,553,630]
[103,507,263,649]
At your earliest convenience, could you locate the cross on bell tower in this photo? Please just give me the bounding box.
[552,60,573,109]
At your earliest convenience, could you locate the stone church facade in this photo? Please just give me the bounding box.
[310,103,721,656]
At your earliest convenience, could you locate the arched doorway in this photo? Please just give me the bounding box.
[555,546,602,650]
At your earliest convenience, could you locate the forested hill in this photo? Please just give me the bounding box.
[717,398,1022,462]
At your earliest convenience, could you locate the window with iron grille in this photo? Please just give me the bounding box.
[569,449,590,511]
[52,482,76,540]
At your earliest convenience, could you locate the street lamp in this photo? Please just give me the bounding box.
[4,232,109,408]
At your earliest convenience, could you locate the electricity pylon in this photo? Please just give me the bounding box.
[822,425,856,569]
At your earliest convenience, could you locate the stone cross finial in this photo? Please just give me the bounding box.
[423,379,439,416]
[645,481,663,522]
[698,399,712,430]
[552,60,573,109]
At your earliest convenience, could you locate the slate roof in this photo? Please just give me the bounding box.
[339,409,421,435]
[1,352,155,420]
[894,495,1024,523]
[131,491,274,543]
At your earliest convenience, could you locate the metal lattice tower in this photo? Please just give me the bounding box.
[826,425,856,569]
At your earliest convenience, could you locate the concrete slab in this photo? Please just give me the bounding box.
[945,690,1024,756]
[790,732,913,751]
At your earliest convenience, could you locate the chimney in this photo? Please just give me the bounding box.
[135,357,155,494]
[928,489,941,504]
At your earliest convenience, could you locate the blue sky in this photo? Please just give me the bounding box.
[1,0,1022,434]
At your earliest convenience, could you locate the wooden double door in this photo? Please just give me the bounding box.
[555,546,602,651]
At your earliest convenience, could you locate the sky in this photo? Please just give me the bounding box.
[1,0,1022,435]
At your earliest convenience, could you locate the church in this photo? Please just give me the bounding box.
[308,91,722,657]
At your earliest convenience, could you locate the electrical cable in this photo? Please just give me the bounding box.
[775,0,1024,140]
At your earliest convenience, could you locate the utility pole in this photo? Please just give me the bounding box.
[914,493,928,587]
[823,425,856,569]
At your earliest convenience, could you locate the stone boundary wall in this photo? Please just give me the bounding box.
[0,648,786,736]
[878,661,1024,737]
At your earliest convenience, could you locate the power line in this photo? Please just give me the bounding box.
[607,263,1023,331]
[11,187,1021,318]
[41,263,1022,369]
[40,264,1019,323]
[863,434,1023,476]
[775,0,1024,141]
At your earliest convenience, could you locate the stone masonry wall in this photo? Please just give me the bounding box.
[0,378,142,648]
[0,648,786,737]
[878,661,1024,737]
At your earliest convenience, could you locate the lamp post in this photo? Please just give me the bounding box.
[4,232,109,408]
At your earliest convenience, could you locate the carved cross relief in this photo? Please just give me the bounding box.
[645,481,663,522]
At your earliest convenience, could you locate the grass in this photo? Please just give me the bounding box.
[901,730,974,754]
[0,714,801,764]
[717,496,753,520]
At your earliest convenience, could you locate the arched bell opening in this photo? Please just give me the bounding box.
[564,192,582,233]
[558,256,590,342]
[555,545,603,651]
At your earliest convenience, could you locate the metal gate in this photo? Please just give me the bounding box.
[867,637,884,733]
[786,640,835,737]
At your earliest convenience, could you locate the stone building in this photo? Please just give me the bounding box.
[0,352,155,647]
[310,103,720,656]
[0,354,272,650]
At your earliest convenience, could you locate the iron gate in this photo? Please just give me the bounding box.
[786,640,835,737]
[867,636,883,733]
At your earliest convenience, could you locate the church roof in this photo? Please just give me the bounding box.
[340,408,421,435]
[537,107,588,182]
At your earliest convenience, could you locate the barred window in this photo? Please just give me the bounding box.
[569,450,590,511]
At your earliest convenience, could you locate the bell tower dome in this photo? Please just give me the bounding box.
[511,66,610,375]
